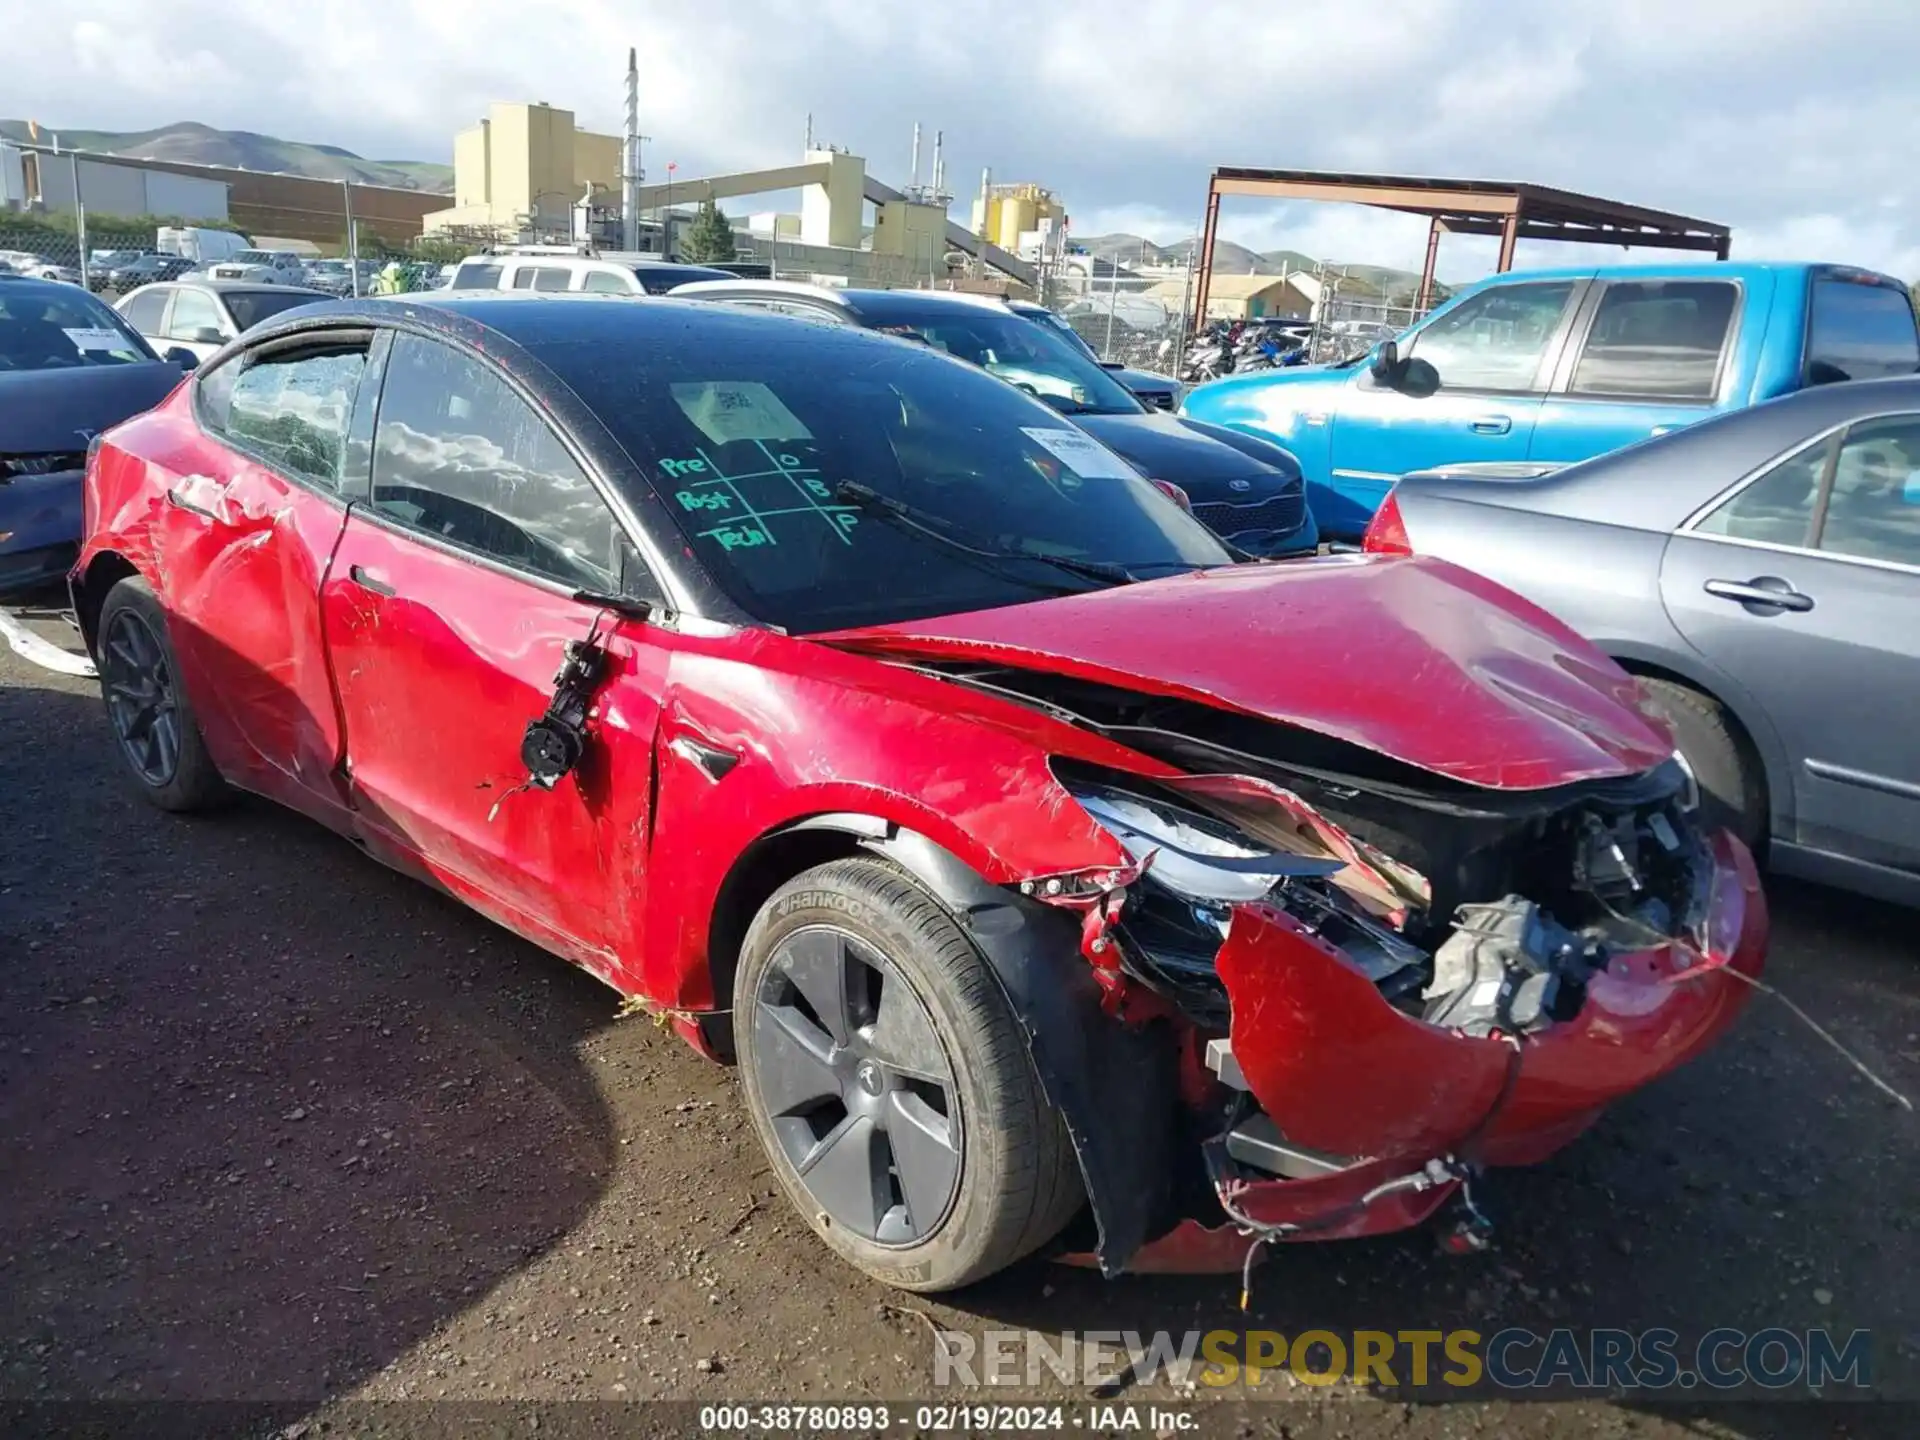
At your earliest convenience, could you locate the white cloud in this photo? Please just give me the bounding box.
[7,0,1920,282]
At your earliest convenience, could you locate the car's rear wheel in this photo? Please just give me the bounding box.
[96,577,229,813]
[734,857,1082,1292]
[1639,678,1764,852]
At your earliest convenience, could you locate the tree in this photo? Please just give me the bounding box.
[680,194,737,263]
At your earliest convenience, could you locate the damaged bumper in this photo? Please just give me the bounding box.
[1113,832,1765,1272]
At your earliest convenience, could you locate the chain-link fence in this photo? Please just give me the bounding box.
[1034,255,1436,380]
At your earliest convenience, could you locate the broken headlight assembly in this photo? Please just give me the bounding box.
[1057,769,1429,1024]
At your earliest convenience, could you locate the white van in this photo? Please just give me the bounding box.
[446,254,738,296]
[156,226,251,265]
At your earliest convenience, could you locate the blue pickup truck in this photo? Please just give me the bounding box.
[1180,261,1920,539]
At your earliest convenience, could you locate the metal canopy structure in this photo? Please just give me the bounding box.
[1195,167,1732,326]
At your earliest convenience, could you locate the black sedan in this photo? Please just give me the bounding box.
[0,276,191,596]
[666,282,1318,557]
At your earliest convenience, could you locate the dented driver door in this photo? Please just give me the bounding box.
[149,330,371,829]
[319,332,667,985]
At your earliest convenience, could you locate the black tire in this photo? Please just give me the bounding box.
[1639,678,1764,851]
[734,857,1083,1292]
[95,576,230,813]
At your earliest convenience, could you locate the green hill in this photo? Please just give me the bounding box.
[0,120,452,194]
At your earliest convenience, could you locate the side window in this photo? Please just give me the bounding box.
[215,341,369,492]
[1806,280,1920,384]
[1569,281,1737,400]
[509,267,538,290]
[451,262,502,290]
[581,269,635,294]
[1403,282,1576,393]
[165,289,226,342]
[120,288,170,334]
[369,334,637,592]
[1817,415,1920,566]
[1694,434,1829,548]
[529,267,571,292]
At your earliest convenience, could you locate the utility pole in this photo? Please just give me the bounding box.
[622,47,642,252]
[70,153,90,291]
[341,178,359,294]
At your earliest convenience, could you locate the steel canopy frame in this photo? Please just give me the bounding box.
[1193,167,1732,328]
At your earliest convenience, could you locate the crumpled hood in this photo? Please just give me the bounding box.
[0,364,183,455]
[818,554,1672,790]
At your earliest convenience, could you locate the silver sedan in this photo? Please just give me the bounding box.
[1365,376,1920,908]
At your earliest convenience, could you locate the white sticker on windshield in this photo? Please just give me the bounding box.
[62,327,128,352]
[670,381,814,446]
[1021,426,1138,480]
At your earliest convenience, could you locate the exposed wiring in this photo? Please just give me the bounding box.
[1712,965,1912,1112]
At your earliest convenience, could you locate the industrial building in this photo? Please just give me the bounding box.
[0,143,228,221]
[423,102,623,238]
[969,182,1067,258]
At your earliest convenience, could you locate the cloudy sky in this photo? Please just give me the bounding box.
[9,0,1918,280]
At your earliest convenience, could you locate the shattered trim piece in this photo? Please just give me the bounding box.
[0,608,96,678]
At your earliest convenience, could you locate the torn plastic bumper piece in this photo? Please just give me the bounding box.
[1069,831,1767,1275]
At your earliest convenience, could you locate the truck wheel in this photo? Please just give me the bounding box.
[96,577,230,813]
[734,857,1083,1292]
[1639,678,1764,852]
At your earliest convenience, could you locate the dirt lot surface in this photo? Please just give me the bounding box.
[2,626,1916,1439]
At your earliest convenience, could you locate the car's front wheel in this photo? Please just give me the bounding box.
[95,576,229,813]
[734,857,1083,1292]
[1639,678,1765,852]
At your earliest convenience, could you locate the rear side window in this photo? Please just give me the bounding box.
[120,289,170,334]
[582,270,635,294]
[451,262,503,290]
[1807,279,1920,384]
[1694,434,1828,548]
[1570,280,1737,400]
[528,267,571,292]
[215,341,369,492]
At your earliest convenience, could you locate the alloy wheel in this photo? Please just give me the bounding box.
[101,609,182,787]
[749,926,964,1246]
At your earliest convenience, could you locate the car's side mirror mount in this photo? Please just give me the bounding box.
[164,346,200,371]
[1368,339,1401,386]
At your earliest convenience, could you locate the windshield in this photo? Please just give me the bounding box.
[227,251,277,265]
[0,286,156,370]
[853,301,1144,416]
[543,320,1230,631]
[223,289,327,331]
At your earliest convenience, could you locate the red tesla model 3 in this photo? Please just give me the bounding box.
[73,294,1766,1291]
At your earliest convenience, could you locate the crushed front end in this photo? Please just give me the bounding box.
[972,671,1770,1275]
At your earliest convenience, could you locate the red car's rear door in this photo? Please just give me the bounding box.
[320,331,667,984]
[149,327,374,829]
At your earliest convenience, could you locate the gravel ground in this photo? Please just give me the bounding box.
[1,620,1916,1439]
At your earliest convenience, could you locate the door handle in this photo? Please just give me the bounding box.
[1468,415,1512,435]
[1704,577,1814,613]
[347,565,396,597]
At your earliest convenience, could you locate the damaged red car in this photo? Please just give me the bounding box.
[73,295,1767,1292]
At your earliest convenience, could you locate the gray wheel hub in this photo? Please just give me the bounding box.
[748,925,963,1247]
[100,608,181,787]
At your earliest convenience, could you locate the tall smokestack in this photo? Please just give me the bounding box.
[910,122,921,190]
[932,130,944,197]
[805,112,813,152]
[622,47,640,251]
